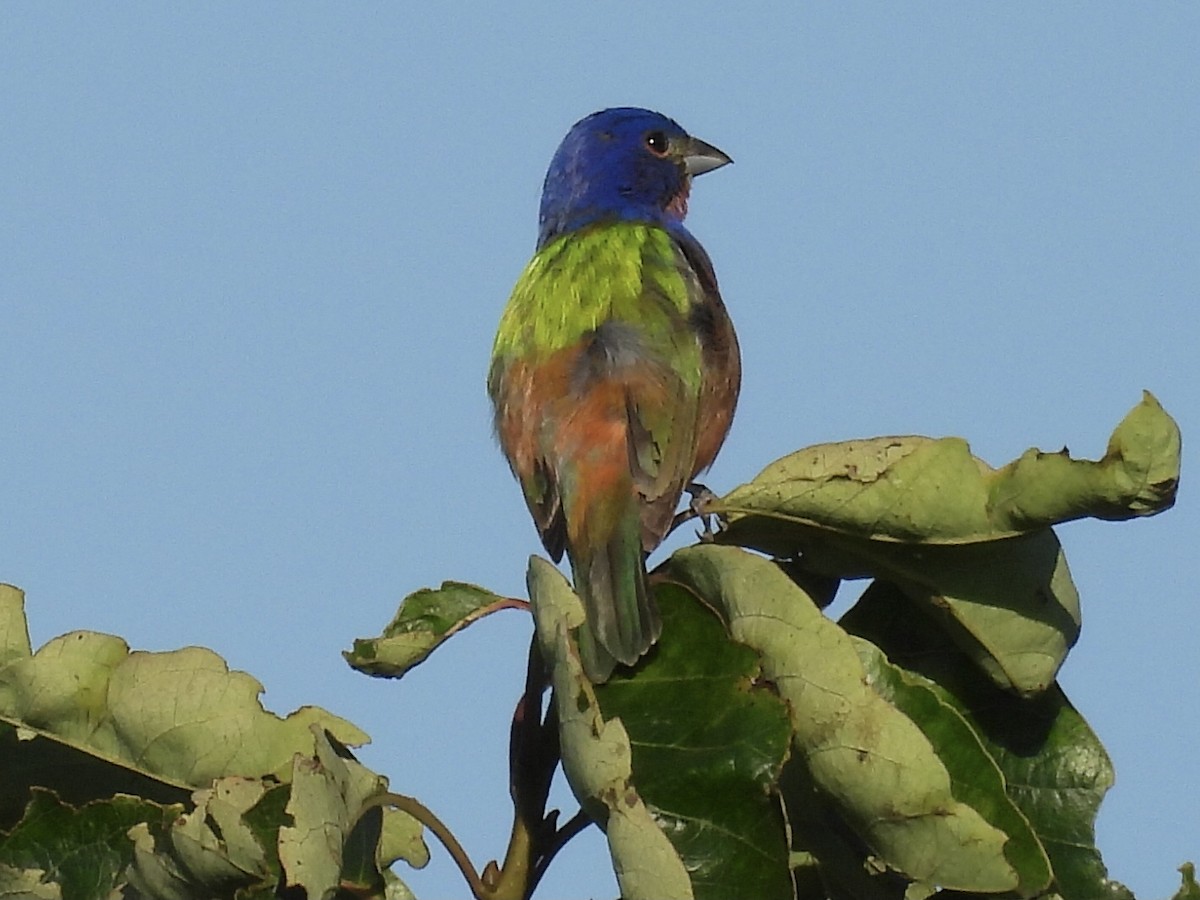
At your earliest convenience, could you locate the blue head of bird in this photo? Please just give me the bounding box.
[537,107,731,249]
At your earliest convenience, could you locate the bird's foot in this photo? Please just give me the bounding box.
[685,482,719,542]
[685,482,718,513]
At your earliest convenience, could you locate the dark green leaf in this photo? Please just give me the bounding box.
[527,557,694,900]
[0,721,190,833]
[854,639,1052,896]
[782,759,908,900]
[340,804,387,896]
[594,582,794,900]
[0,790,179,900]
[841,582,1133,899]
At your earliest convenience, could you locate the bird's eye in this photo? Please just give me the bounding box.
[644,130,670,156]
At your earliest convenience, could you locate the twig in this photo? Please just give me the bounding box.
[527,809,593,896]
[669,505,699,534]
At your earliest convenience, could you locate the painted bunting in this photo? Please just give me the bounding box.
[488,108,739,681]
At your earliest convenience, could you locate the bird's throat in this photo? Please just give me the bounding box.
[666,177,692,222]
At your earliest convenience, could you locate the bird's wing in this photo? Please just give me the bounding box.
[487,352,567,561]
[619,236,709,550]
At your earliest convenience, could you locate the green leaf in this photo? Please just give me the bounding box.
[991,389,1181,525]
[841,582,1133,899]
[526,556,694,900]
[123,729,427,900]
[345,581,521,678]
[0,590,423,898]
[279,727,426,899]
[853,638,1052,896]
[593,582,794,900]
[839,529,1080,696]
[0,720,191,833]
[663,544,1018,894]
[0,586,31,668]
[1174,863,1200,900]
[0,790,180,900]
[124,778,275,900]
[0,605,368,792]
[780,759,908,900]
[705,395,1178,697]
[708,392,1179,546]
[715,485,1083,698]
[0,862,61,899]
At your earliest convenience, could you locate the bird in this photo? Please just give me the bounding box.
[488,108,740,682]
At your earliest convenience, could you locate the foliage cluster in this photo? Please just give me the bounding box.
[0,394,1191,899]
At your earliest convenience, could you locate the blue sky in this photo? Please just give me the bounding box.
[2,5,1196,897]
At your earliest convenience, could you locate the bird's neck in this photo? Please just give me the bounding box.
[537,184,694,250]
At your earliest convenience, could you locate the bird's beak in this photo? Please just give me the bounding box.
[683,136,733,176]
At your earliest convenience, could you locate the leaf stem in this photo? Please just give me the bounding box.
[485,597,532,615]
[369,792,491,899]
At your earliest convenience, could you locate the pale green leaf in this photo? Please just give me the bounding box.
[0,587,31,668]
[709,392,1179,546]
[278,726,427,898]
[527,556,693,900]
[0,628,367,789]
[841,529,1080,695]
[0,863,61,900]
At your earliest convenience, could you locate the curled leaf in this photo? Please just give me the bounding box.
[845,529,1080,695]
[701,398,1179,696]
[526,557,694,900]
[345,581,523,678]
[709,392,1179,547]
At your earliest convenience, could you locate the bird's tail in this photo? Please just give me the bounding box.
[569,508,662,683]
